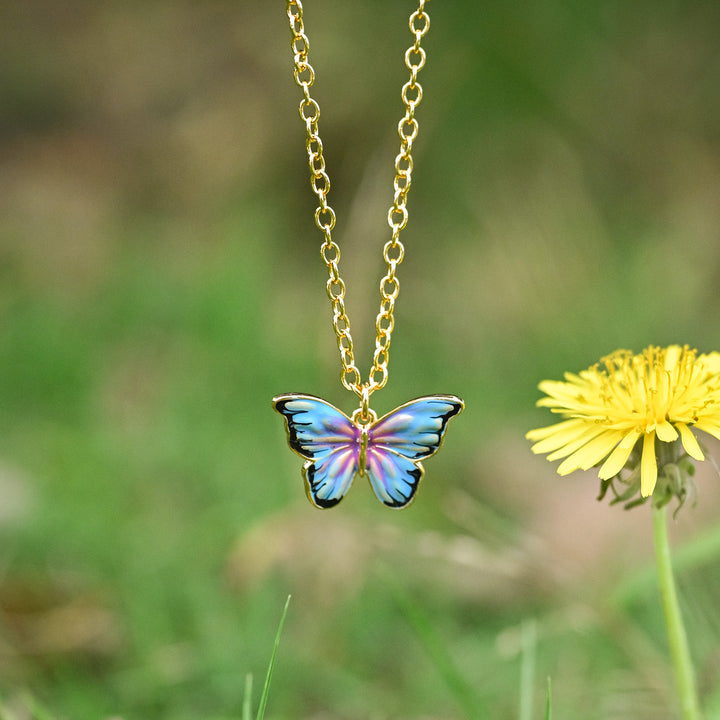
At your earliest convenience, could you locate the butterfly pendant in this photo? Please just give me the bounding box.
[272,393,464,509]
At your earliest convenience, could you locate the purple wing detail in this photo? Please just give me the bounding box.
[365,395,464,508]
[272,394,361,509]
[365,446,423,508]
[369,396,464,459]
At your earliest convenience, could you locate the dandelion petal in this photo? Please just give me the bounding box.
[640,432,657,497]
[526,419,593,453]
[676,422,704,461]
[599,430,640,479]
[655,420,678,442]
[545,426,607,461]
[556,430,625,475]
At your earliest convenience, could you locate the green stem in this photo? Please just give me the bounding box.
[652,503,702,720]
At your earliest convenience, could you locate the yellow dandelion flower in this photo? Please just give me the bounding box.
[527,345,720,498]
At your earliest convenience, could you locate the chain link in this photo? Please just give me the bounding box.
[286,0,430,398]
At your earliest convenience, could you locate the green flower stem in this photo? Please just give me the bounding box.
[652,503,702,720]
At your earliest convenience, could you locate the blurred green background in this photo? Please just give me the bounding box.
[2,1,720,718]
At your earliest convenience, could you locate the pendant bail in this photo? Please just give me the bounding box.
[359,384,372,424]
[350,384,375,425]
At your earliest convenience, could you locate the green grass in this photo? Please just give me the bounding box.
[2,191,719,718]
[545,677,553,720]
[243,596,291,720]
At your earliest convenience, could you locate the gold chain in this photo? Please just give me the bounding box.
[286,0,430,399]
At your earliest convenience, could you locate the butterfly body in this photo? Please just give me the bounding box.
[273,393,464,509]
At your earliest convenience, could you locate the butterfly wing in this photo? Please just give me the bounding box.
[272,394,361,508]
[365,395,464,508]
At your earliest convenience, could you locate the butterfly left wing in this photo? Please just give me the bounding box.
[272,394,361,508]
[364,395,464,508]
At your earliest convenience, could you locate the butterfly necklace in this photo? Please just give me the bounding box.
[274,0,464,509]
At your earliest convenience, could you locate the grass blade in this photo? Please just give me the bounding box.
[242,673,253,720]
[255,594,291,720]
[519,619,537,720]
[544,677,552,720]
[390,580,484,718]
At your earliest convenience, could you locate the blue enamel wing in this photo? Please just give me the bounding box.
[272,394,464,509]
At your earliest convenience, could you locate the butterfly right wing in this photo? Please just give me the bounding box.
[272,394,361,508]
[364,395,464,508]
